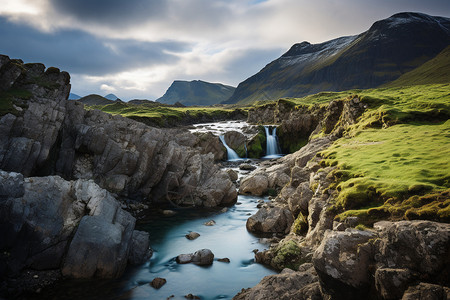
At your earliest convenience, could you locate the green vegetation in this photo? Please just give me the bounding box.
[0,89,32,116]
[292,212,308,235]
[247,126,266,158]
[318,83,450,225]
[272,240,305,271]
[89,101,245,127]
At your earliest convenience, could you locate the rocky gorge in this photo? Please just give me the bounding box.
[0,55,237,297]
[0,53,449,300]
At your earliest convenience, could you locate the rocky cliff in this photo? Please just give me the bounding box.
[0,54,237,295]
[224,12,450,104]
[235,94,450,299]
[0,54,237,207]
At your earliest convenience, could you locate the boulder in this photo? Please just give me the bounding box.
[401,282,450,300]
[176,249,214,266]
[239,163,256,171]
[185,232,200,240]
[150,277,167,289]
[233,263,321,300]
[375,268,416,300]
[312,229,376,299]
[246,207,294,234]
[226,169,238,182]
[128,230,152,265]
[239,174,269,196]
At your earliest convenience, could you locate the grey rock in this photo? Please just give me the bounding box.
[226,168,238,182]
[246,206,294,234]
[176,249,214,266]
[401,282,450,300]
[375,268,416,300]
[176,254,194,264]
[239,163,256,171]
[185,232,200,240]
[128,230,152,265]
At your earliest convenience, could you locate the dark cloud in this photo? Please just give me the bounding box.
[0,17,190,75]
[50,0,168,27]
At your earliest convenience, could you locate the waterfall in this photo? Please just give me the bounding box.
[219,135,241,161]
[264,126,282,158]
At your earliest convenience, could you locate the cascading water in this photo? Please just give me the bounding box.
[219,135,242,161]
[263,126,282,159]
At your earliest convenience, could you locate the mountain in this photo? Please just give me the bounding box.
[77,94,117,106]
[224,12,450,105]
[384,45,450,87]
[68,93,80,100]
[157,80,235,106]
[104,93,119,101]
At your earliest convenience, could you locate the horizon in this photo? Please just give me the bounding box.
[0,0,449,101]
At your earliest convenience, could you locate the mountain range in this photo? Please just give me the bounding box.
[224,12,450,104]
[157,80,235,106]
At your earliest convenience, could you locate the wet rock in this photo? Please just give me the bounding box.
[218,258,231,263]
[185,294,200,299]
[246,206,294,234]
[226,169,238,182]
[162,210,176,216]
[128,230,152,265]
[239,163,256,171]
[176,249,214,266]
[150,277,167,289]
[204,220,216,226]
[185,232,200,240]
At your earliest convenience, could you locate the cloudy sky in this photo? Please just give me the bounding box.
[0,0,448,100]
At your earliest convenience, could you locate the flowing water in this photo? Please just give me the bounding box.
[32,195,275,300]
[263,126,282,159]
[219,135,242,161]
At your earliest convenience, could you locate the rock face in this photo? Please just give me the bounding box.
[246,206,294,234]
[0,170,150,280]
[0,55,236,208]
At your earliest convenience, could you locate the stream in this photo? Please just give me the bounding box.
[30,121,277,300]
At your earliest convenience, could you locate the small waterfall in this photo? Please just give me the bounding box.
[219,135,241,161]
[264,126,282,158]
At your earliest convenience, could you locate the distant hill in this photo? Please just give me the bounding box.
[157,80,235,106]
[224,12,450,105]
[384,45,450,87]
[104,93,119,101]
[68,93,80,100]
[77,94,117,106]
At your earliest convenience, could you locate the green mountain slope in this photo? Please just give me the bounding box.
[224,12,450,105]
[77,94,116,106]
[157,80,235,106]
[384,45,450,87]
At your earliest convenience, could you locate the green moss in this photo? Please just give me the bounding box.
[292,212,308,235]
[0,89,32,116]
[272,240,304,271]
[247,127,266,158]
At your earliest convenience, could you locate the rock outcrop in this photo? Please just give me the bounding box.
[0,55,236,207]
[0,170,150,281]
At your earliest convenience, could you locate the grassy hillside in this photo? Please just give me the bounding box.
[383,45,450,87]
[89,101,246,127]
[78,94,115,106]
[318,83,450,224]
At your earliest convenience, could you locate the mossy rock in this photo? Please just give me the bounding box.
[271,240,305,271]
[291,212,308,235]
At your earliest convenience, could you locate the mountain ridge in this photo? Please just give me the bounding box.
[224,12,450,105]
[157,80,235,106]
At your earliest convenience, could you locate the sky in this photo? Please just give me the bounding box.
[0,0,449,100]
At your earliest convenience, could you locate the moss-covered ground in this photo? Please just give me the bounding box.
[318,83,450,225]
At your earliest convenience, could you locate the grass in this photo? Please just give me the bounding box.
[317,84,450,224]
[0,89,32,116]
[89,102,245,126]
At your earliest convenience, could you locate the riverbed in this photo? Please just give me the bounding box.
[31,194,275,300]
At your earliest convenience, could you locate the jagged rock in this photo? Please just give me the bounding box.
[375,268,417,300]
[185,232,200,240]
[312,229,376,299]
[193,132,226,161]
[128,230,152,265]
[0,55,237,208]
[401,282,450,300]
[226,168,238,182]
[176,249,214,266]
[0,171,149,280]
[150,277,167,289]
[246,206,294,234]
[233,263,321,300]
